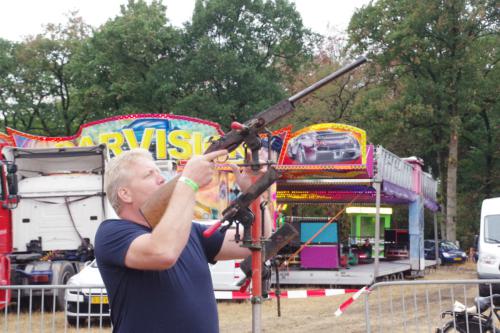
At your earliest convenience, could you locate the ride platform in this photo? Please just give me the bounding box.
[272,259,437,286]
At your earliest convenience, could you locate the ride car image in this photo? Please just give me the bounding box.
[286,130,361,164]
[424,240,467,263]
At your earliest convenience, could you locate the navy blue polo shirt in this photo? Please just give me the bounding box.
[94,219,225,333]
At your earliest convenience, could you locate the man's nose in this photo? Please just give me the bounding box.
[156,172,166,185]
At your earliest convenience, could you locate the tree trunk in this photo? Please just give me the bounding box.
[437,150,447,240]
[480,109,493,197]
[440,208,447,240]
[446,122,459,241]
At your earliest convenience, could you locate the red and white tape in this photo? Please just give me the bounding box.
[334,286,369,317]
[214,288,358,300]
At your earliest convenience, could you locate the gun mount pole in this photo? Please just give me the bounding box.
[288,56,368,104]
[251,175,263,333]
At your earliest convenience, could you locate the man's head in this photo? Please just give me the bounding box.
[105,149,164,216]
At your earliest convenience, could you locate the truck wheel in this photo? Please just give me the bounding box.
[56,263,75,310]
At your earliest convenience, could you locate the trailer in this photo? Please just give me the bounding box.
[270,123,440,286]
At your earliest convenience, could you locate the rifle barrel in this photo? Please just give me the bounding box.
[288,55,368,104]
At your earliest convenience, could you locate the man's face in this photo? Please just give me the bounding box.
[122,157,165,209]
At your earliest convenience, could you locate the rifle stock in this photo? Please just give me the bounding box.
[140,174,180,228]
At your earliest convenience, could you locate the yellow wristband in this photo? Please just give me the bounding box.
[179,176,199,192]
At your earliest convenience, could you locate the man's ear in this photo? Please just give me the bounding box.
[117,186,133,204]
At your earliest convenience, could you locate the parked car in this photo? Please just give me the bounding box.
[65,260,109,326]
[287,130,361,164]
[424,240,467,263]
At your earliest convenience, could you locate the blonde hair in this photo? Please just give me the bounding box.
[105,148,153,214]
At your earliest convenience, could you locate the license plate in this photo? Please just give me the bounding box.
[91,296,108,304]
[453,257,461,261]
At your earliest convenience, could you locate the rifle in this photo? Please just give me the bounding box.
[140,56,367,229]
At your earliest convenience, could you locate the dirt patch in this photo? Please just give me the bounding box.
[218,263,479,333]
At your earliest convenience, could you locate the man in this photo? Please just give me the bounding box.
[95,148,272,332]
[361,238,372,258]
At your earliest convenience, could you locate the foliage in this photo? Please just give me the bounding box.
[274,31,372,132]
[177,0,320,127]
[0,14,93,135]
[347,0,499,241]
[69,0,182,120]
[0,0,319,134]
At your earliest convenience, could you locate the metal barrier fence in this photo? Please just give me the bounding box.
[0,284,110,333]
[4,279,500,332]
[364,279,500,333]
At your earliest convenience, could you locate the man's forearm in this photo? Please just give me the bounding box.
[150,181,196,261]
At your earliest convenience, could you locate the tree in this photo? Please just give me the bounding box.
[2,0,320,135]
[178,0,320,127]
[0,38,17,131]
[0,13,93,135]
[274,30,372,131]
[348,0,499,241]
[456,33,500,244]
[70,0,183,119]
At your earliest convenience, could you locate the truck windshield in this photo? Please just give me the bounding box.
[484,214,500,243]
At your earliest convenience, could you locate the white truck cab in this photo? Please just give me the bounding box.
[1,145,115,309]
[477,197,500,295]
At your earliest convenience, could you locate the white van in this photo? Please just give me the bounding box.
[477,197,500,295]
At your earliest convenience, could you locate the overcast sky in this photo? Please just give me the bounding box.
[0,0,370,41]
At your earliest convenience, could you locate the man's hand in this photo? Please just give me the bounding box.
[229,163,267,192]
[183,150,228,189]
